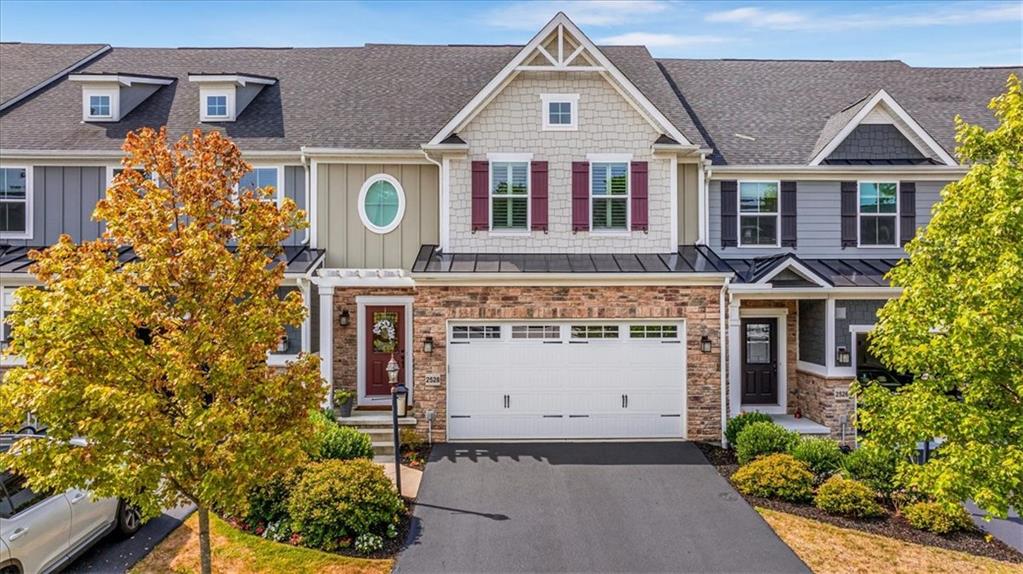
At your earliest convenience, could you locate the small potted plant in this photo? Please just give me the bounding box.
[335,389,355,418]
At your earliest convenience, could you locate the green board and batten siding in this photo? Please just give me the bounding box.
[316,163,439,269]
[677,162,700,245]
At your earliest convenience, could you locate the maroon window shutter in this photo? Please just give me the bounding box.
[471,160,489,231]
[840,181,857,247]
[531,161,548,232]
[780,181,797,247]
[720,180,737,247]
[900,181,916,246]
[630,161,648,232]
[572,161,590,232]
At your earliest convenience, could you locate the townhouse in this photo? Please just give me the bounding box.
[1,14,1017,445]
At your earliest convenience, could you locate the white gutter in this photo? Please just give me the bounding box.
[300,147,426,158]
[719,276,730,446]
[0,45,112,112]
[412,272,733,287]
[727,286,902,298]
[710,165,968,179]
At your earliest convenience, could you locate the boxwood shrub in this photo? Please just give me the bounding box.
[736,421,799,465]
[732,453,814,502]
[725,411,773,447]
[903,501,973,534]
[841,444,899,496]
[288,459,404,551]
[791,437,845,479]
[309,410,374,461]
[813,475,885,518]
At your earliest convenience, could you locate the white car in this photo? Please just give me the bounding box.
[0,434,141,574]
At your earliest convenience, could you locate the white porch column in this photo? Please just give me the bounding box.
[727,296,742,418]
[318,284,335,409]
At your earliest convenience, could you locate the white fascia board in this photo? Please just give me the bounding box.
[728,286,901,298]
[809,89,957,167]
[755,257,832,288]
[709,165,967,181]
[187,74,276,86]
[68,74,174,86]
[300,147,429,162]
[0,149,302,161]
[428,12,691,146]
[411,272,732,287]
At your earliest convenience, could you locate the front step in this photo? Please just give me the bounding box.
[339,411,418,457]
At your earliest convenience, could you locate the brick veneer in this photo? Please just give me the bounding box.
[332,285,724,442]
[793,370,857,445]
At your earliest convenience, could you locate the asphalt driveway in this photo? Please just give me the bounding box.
[396,442,808,573]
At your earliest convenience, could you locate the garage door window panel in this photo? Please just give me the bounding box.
[571,325,619,339]
[511,325,560,340]
[630,325,679,339]
[452,325,502,340]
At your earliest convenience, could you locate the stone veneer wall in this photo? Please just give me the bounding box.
[793,370,857,446]
[332,285,724,442]
[449,72,672,253]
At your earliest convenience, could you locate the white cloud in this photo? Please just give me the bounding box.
[488,0,672,30]
[705,2,1022,31]
[599,32,729,48]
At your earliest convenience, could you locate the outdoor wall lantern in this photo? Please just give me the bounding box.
[277,335,289,353]
[423,335,434,354]
[700,335,712,353]
[339,308,350,327]
[837,346,851,365]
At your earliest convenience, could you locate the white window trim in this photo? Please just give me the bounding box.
[200,89,234,122]
[238,164,286,205]
[737,180,781,249]
[487,153,532,234]
[540,93,579,131]
[856,180,900,248]
[81,86,119,122]
[587,156,631,234]
[0,164,33,240]
[357,173,406,235]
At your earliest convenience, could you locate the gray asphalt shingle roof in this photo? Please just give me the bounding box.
[656,59,1020,165]
[0,42,108,107]
[0,43,704,152]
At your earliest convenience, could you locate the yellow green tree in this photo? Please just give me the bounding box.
[858,75,1022,518]
[0,128,323,574]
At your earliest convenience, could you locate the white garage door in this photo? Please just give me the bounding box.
[447,321,686,440]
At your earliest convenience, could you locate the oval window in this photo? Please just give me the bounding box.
[358,175,405,234]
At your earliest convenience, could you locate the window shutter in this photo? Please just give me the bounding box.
[781,181,797,247]
[530,161,548,232]
[720,180,737,247]
[840,181,858,247]
[471,160,489,232]
[572,161,589,232]
[900,181,916,246]
[630,161,648,232]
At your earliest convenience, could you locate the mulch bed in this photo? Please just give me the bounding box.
[401,443,432,471]
[694,442,1023,564]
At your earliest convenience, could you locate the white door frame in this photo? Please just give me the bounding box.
[356,296,414,407]
[730,307,788,415]
[444,318,688,442]
[848,324,875,376]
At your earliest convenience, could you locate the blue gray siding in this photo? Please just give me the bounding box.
[834,299,888,365]
[798,299,826,365]
[709,180,946,258]
[826,125,926,162]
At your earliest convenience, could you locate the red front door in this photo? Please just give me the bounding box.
[365,306,405,397]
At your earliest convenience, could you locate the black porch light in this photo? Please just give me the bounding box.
[339,308,350,327]
[700,335,712,353]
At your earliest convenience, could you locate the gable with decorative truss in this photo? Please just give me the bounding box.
[428,12,693,147]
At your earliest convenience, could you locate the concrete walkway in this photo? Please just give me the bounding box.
[396,442,809,573]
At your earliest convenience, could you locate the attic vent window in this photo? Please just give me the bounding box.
[89,95,111,118]
[206,95,228,119]
[541,94,579,131]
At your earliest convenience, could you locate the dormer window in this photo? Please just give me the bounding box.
[188,74,276,123]
[206,94,229,119]
[69,74,173,122]
[541,93,579,131]
[89,95,111,118]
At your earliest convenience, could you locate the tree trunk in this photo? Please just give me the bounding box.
[197,504,212,574]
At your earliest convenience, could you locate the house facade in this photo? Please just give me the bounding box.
[1,14,1017,444]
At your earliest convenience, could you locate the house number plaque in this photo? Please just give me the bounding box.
[424,373,442,386]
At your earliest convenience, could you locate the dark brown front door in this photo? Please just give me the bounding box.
[365,306,405,397]
[741,318,778,405]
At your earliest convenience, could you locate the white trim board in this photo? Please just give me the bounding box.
[356,296,415,407]
[729,307,789,416]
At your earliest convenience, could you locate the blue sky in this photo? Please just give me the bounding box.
[1,0,1020,67]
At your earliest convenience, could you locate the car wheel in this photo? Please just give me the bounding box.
[115,500,143,537]
[0,565,21,574]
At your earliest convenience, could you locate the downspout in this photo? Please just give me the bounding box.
[720,276,730,446]
[422,149,446,253]
[702,156,713,246]
[300,150,311,246]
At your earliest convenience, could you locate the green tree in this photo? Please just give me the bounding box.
[0,128,323,574]
[857,75,1022,518]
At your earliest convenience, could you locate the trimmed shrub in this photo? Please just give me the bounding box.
[288,459,404,551]
[842,444,899,496]
[736,421,799,465]
[725,411,773,447]
[791,437,845,479]
[814,475,885,518]
[903,501,973,534]
[732,453,814,502]
[400,427,424,453]
[309,410,374,461]
[244,469,302,533]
